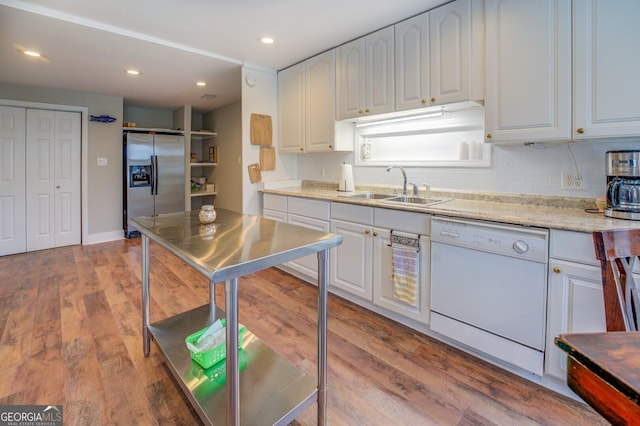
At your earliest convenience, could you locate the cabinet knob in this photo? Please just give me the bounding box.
[430,97,436,103]
[421,99,427,104]
[328,144,333,149]
[365,229,370,235]
[365,108,370,113]
[299,147,304,152]
[358,109,364,115]
[576,127,585,134]
[373,232,378,237]
[486,133,492,139]
[553,266,561,273]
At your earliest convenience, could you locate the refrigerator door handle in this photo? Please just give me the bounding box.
[153,155,159,195]
[149,155,155,195]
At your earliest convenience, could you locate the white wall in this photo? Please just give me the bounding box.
[240,64,296,215]
[295,139,640,199]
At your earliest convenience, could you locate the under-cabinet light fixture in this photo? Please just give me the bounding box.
[196,81,207,87]
[355,111,444,128]
[23,50,41,57]
[260,36,274,45]
[126,69,141,76]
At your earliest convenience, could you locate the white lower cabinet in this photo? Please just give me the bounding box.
[330,203,430,327]
[545,230,606,382]
[287,213,330,284]
[330,217,373,299]
[262,194,329,284]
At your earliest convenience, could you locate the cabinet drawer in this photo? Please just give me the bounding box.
[331,202,373,224]
[549,230,598,266]
[374,208,430,235]
[288,197,330,221]
[263,193,287,212]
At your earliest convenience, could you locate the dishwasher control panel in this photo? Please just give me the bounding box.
[431,217,548,263]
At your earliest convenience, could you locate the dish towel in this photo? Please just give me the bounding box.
[391,231,420,307]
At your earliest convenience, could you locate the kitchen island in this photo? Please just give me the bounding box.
[130,209,342,425]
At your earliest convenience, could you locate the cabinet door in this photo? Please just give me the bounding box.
[545,259,606,381]
[330,219,373,300]
[365,26,395,116]
[484,0,571,143]
[373,230,430,325]
[278,62,306,153]
[305,50,337,152]
[262,209,287,223]
[287,214,329,283]
[395,12,430,112]
[336,38,365,120]
[573,0,640,139]
[429,0,472,106]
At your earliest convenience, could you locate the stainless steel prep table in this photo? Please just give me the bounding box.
[130,209,342,425]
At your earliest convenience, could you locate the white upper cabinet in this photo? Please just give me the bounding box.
[278,62,306,153]
[395,0,483,112]
[395,13,430,111]
[337,26,395,120]
[429,0,481,106]
[484,0,572,143]
[278,50,354,153]
[573,0,640,139]
[306,50,336,151]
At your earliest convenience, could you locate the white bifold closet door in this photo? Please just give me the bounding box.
[0,106,81,255]
[26,109,81,252]
[0,106,27,255]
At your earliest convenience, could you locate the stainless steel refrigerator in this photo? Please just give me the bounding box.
[123,130,185,238]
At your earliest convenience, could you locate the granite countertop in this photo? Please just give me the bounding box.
[261,181,640,233]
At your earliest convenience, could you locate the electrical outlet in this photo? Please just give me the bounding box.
[320,168,325,177]
[561,172,587,190]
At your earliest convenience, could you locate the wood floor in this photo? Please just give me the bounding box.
[0,239,606,425]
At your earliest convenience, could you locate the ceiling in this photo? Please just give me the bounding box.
[0,0,447,112]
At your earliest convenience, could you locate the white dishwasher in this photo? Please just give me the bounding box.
[430,217,549,376]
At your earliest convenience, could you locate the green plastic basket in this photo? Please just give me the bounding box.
[185,319,247,369]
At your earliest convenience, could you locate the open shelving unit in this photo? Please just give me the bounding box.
[174,106,219,210]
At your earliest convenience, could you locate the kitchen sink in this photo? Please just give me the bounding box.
[340,192,393,200]
[382,196,451,206]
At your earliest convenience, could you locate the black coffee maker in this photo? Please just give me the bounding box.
[605,150,640,220]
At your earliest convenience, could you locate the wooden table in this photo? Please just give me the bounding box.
[555,332,640,424]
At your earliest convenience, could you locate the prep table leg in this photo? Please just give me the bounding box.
[142,234,151,357]
[318,249,329,426]
[225,277,240,426]
[209,279,216,324]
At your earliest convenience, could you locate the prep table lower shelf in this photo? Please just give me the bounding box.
[149,304,317,425]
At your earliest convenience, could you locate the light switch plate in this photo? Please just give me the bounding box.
[97,157,108,166]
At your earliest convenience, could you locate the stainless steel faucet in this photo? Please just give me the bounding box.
[386,165,408,195]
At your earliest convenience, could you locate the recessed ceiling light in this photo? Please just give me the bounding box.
[126,69,141,76]
[23,50,41,57]
[196,81,207,87]
[260,36,275,45]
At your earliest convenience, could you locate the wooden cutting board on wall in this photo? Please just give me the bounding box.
[248,163,262,183]
[250,114,272,146]
[260,146,275,171]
